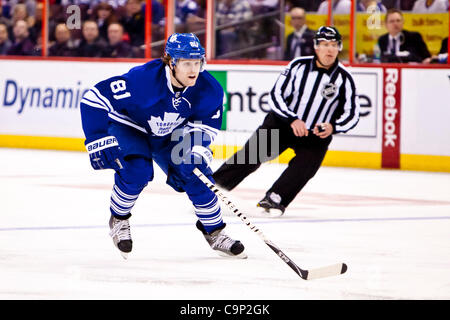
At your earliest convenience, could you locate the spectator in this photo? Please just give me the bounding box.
[436,37,448,63]
[248,0,278,13]
[7,0,36,17]
[120,0,145,47]
[412,0,448,13]
[49,23,77,57]
[284,7,315,60]
[439,37,448,54]
[150,0,165,24]
[357,0,387,12]
[0,22,12,54]
[103,22,133,57]
[377,8,431,63]
[8,3,31,41]
[28,1,43,45]
[424,37,448,63]
[248,0,279,52]
[285,0,322,12]
[0,2,12,26]
[215,0,253,56]
[76,20,107,57]
[381,0,416,10]
[317,0,351,14]
[7,19,35,55]
[7,2,39,44]
[176,0,200,24]
[91,2,118,42]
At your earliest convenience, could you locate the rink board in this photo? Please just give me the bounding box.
[0,59,449,172]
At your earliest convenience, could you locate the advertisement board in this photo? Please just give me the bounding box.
[0,60,138,137]
[0,59,448,171]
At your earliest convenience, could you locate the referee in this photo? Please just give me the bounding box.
[213,26,360,217]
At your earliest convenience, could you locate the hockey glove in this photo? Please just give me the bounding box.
[85,136,124,170]
[173,145,213,186]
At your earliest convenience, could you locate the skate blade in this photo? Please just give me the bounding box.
[217,251,248,259]
[120,251,129,260]
[256,205,284,218]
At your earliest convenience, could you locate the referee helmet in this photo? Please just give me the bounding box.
[313,26,343,51]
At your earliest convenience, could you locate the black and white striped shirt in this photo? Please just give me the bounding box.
[269,56,360,133]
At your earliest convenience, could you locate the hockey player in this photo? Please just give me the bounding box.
[80,33,246,259]
[213,26,360,217]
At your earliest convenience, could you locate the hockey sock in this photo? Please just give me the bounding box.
[110,183,139,220]
[109,157,152,219]
[110,173,143,220]
[193,196,224,234]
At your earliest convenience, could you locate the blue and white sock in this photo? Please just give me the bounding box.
[194,196,224,233]
[110,184,139,219]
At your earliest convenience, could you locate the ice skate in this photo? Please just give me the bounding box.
[109,215,133,259]
[196,221,247,259]
[257,192,286,218]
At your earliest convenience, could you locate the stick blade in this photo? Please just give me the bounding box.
[305,263,347,280]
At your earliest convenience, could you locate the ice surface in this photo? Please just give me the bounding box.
[1,148,449,299]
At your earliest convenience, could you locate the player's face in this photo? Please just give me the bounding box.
[315,41,339,69]
[173,59,202,87]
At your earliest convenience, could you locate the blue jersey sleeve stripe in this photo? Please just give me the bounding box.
[80,97,109,111]
[83,89,111,111]
[186,122,219,135]
[108,113,147,133]
[91,87,114,112]
[185,122,219,141]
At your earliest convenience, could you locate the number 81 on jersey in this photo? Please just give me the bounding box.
[110,80,131,100]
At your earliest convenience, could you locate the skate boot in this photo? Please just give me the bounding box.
[109,215,133,259]
[257,192,286,217]
[196,221,247,259]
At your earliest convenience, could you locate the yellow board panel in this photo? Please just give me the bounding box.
[0,135,85,151]
[401,154,450,172]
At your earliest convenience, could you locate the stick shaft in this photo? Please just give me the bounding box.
[193,168,308,279]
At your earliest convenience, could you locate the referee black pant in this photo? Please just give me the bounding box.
[213,112,332,208]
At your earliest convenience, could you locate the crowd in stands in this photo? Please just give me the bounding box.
[0,0,448,62]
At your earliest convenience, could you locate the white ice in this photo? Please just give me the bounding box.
[1,148,449,300]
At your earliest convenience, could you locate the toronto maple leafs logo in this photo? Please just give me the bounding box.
[148,112,185,136]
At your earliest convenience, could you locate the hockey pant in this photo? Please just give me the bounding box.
[107,122,223,233]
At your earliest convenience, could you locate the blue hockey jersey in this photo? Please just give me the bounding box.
[80,59,224,148]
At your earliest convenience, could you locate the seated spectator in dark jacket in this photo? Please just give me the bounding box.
[438,37,448,63]
[120,0,145,47]
[0,22,12,55]
[76,20,107,57]
[284,7,315,61]
[7,19,35,55]
[91,2,118,42]
[424,37,448,64]
[49,23,76,57]
[377,9,431,63]
[103,22,133,58]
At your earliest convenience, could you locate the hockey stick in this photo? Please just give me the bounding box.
[193,168,347,280]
